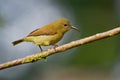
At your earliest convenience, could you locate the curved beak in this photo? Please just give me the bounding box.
[71,26,80,32]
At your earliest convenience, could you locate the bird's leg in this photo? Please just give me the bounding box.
[53,44,59,51]
[38,45,47,62]
[39,45,43,52]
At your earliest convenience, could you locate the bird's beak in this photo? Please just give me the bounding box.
[71,26,80,32]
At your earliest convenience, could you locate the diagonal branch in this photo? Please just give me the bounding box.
[0,27,120,70]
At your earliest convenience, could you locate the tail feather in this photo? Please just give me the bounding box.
[12,39,24,46]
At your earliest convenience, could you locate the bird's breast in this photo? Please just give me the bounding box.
[24,33,63,46]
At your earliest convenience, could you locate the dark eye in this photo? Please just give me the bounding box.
[64,24,67,26]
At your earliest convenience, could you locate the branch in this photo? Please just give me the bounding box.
[0,27,120,70]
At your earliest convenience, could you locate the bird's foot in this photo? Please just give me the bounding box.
[53,44,58,51]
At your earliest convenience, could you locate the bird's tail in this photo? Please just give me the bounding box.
[12,39,24,46]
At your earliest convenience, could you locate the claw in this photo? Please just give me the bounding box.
[53,44,58,51]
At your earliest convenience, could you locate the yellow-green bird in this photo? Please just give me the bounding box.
[12,18,79,51]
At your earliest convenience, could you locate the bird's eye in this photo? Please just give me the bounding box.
[64,24,67,26]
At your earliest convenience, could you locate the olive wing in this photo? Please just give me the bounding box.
[27,26,57,36]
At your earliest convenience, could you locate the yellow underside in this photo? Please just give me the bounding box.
[24,33,63,46]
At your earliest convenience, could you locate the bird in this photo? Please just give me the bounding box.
[12,18,79,52]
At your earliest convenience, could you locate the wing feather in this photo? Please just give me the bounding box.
[27,25,57,36]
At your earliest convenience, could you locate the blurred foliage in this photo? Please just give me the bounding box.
[54,0,119,69]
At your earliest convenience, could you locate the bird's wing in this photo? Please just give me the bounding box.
[27,25,57,36]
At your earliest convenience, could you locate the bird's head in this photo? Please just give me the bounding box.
[52,18,79,33]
